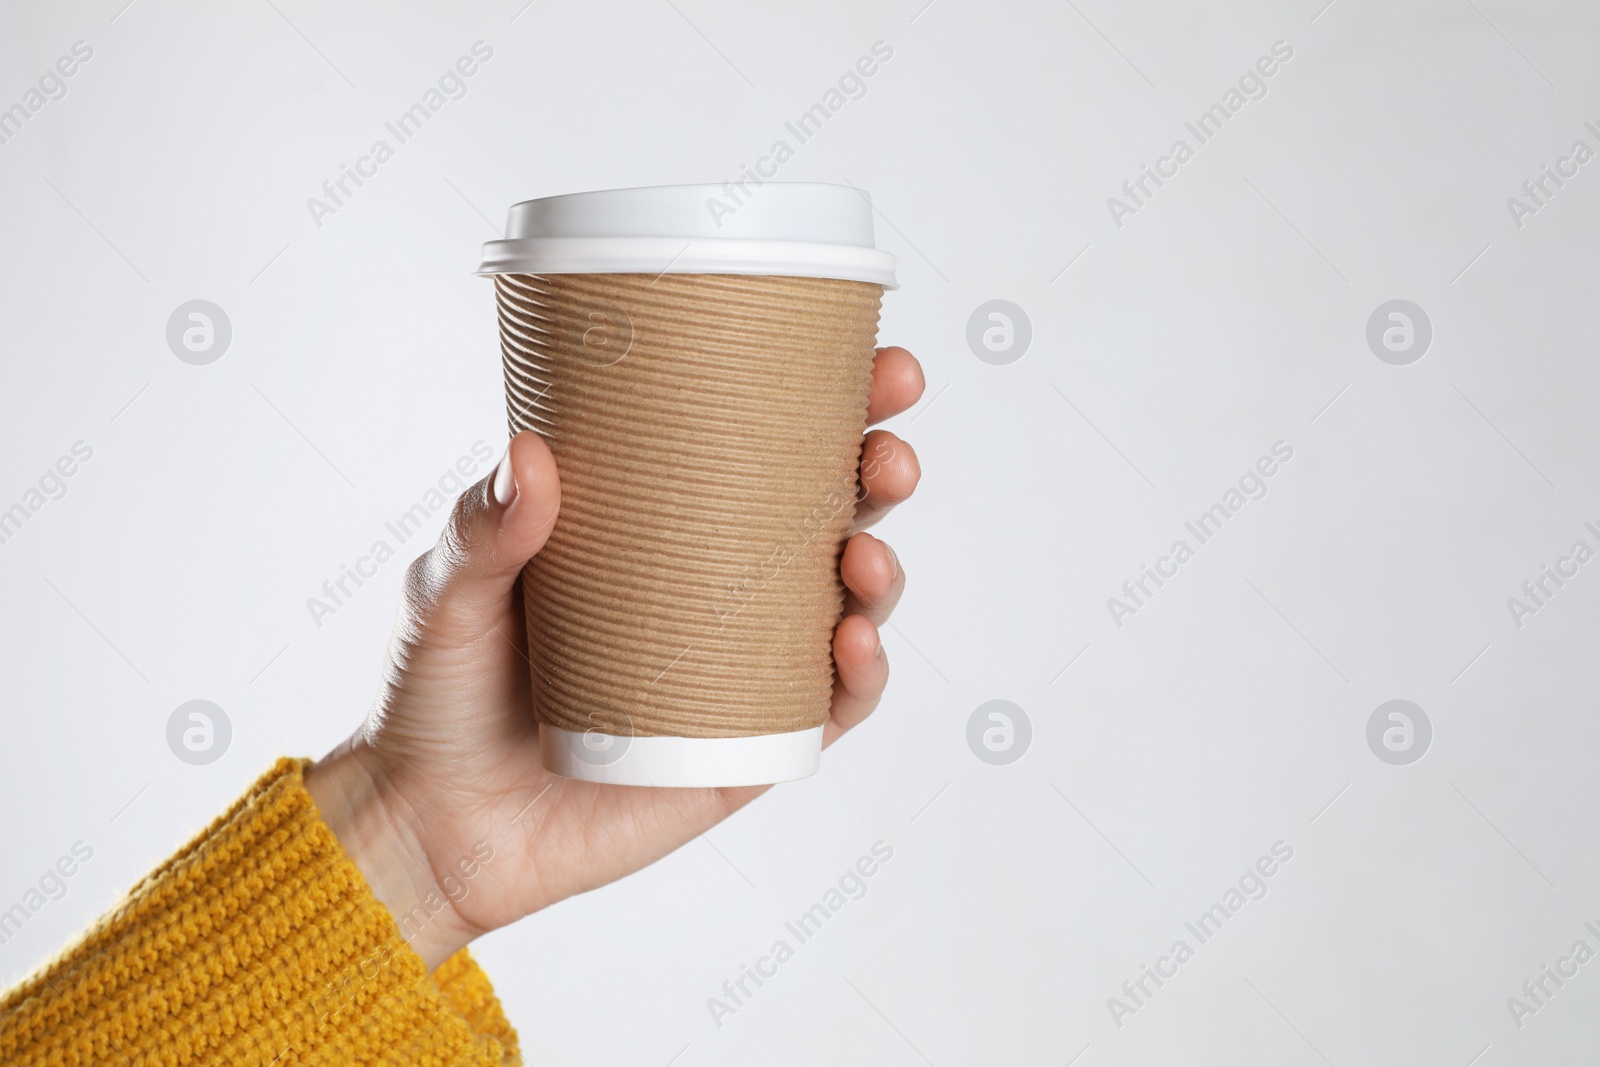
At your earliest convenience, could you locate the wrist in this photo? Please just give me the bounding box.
[304,741,480,971]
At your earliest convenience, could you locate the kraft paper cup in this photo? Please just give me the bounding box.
[478,183,897,788]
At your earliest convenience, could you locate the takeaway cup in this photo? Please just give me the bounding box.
[477,183,898,787]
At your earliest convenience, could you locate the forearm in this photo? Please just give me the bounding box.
[0,759,517,1066]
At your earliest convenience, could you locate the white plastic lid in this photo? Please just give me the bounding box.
[476,183,898,287]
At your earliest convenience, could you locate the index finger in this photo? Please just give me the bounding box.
[866,346,925,425]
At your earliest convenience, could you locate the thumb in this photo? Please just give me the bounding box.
[407,430,561,643]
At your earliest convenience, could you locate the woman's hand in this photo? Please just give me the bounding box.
[305,347,924,970]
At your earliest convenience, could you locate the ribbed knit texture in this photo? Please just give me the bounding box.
[0,759,520,1066]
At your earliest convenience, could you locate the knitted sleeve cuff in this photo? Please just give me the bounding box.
[0,757,521,1066]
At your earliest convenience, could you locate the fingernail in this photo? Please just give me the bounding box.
[492,445,517,507]
[887,545,900,582]
[874,631,884,659]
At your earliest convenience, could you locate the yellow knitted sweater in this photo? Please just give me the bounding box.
[0,759,521,1066]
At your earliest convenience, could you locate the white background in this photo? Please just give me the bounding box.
[3,1,1599,1063]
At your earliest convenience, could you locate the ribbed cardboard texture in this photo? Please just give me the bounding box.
[496,272,883,739]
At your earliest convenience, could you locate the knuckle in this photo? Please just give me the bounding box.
[399,484,488,614]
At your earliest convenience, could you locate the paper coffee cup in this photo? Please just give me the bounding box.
[477,184,897,788]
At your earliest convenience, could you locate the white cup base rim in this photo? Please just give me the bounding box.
[540,723,824,787]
